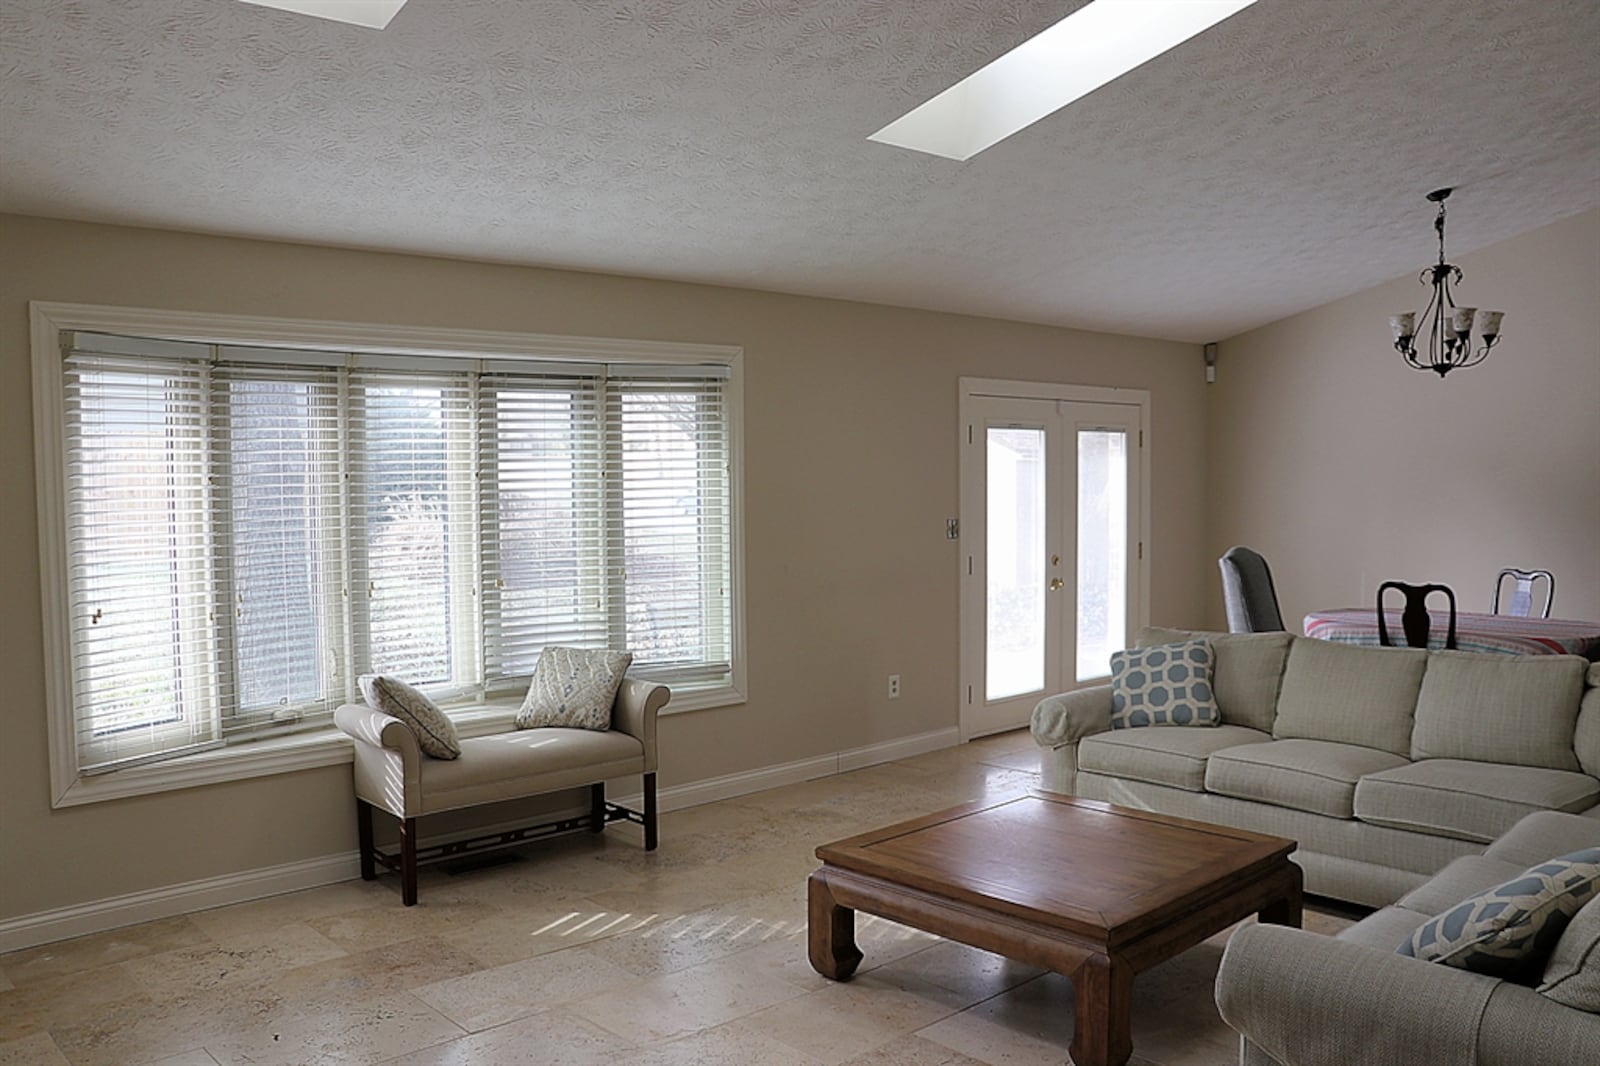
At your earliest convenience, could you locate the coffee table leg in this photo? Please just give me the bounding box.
[1070,952,1133,1066]
[1258,863,1304,928]
[808,869,864,980]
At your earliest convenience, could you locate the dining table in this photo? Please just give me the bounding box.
[1302,608,1600,661]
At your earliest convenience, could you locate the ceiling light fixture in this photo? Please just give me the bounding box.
[237,0,410,30]
[1389,189,1505,378]
[868,0,1260,161]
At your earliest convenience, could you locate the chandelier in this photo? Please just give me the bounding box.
[1389,188,1504,377]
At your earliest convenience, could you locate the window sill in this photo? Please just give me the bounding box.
[51,684,743,808]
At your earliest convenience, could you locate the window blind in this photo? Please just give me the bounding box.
[58,331,734,774]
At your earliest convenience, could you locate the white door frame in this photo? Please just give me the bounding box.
[957,378,1152,742]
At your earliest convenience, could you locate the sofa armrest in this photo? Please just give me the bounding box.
[1030,685,1113,748]
[1216,924,1498,1066]
[334,702,422,818]
[613,678,670,772]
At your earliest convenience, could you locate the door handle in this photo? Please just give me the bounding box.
[1049,578,1064,591]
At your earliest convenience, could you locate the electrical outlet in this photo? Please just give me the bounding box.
[888,674,901,699]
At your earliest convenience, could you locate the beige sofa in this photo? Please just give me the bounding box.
[1215,810,1600,1065]
[1030,627,1600,906]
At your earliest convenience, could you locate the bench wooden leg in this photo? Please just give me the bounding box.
[644,771,658,851]
[356,800,376,882]
[400,816,419,907]
[590,782,606,833]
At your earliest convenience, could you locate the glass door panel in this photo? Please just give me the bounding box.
[985,427,1047,700]
[1075,428,1128,681]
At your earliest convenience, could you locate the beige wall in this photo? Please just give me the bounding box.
[1206,209,1600,632]
[0,214,1210,920]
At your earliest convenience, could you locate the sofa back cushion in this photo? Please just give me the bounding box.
[1411,652,1585,772]
[1273,639,1426,756]
[1135,626,1290,733]
[1575,662,1600,779]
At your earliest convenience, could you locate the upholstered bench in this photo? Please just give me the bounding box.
[334,677,669,905]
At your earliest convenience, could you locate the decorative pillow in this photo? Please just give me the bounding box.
[1398,848,1600,978]
[1539,894,1600,1011]
[516,647,633,731]
[358,675,460,760]
[1109,639,1218,728]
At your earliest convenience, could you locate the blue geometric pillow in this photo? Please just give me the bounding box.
[1109,639,1218,729]
[1398,848,1600,978]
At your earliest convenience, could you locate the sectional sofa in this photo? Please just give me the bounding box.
[1030,627,1600,906]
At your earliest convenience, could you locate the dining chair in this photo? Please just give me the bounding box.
[1492,568,1554,618]
[1218,546,1286,633]
[1377,581,1457,650]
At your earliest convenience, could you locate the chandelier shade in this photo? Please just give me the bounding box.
[1390,188,1504,378]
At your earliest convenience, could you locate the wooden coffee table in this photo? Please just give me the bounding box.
[808,792,1300,1066]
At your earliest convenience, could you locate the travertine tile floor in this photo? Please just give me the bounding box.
[0,729,1357,1065]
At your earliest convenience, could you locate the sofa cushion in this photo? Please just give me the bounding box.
[1355,760,1600,844]
[1411,651,1585,771]
[1539,894,1600,1011]
[359,674,461,760]
[1575,662,1600,778]
[1339,905,1431,951]
[1110,640,1218,728]
[1398,848,1600,978]
[1134,627,1290,733]
[1486,810,1600,868]
[1077,725,1272,792]
[1204,739,1408,818]
[1273,639,1427,757]
[1398,855,1529,916]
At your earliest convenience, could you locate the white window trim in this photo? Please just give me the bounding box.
[32,301,747,808]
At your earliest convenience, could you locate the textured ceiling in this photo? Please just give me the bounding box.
[2,0,1597,341]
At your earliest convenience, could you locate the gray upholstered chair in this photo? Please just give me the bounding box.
[1218,546,1285,633]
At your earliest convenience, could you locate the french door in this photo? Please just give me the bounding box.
[958,382,1147,739]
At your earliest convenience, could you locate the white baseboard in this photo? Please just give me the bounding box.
[0,852,361,954]
[0,726,962,952]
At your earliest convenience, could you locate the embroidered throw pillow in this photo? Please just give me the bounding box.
[1538,894,1600,1011]
[1398,848,1600,978]
[516,647,633,731]
[358,675,461,760]
[1109,639,1218,729]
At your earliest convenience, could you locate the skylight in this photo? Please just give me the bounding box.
[237,0,410,30]
[869,0,1260,161]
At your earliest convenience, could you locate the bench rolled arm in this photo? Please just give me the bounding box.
[1031,685,1114,748]
[334,702,422,818]
[613,678,670,772]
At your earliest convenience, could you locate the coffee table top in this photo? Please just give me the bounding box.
[815,792,1295,945]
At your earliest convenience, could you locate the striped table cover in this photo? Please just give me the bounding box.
[1303,609,1600,661]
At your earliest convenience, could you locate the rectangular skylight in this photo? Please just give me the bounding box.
[870,0,1260,161]
[238,0,410,30]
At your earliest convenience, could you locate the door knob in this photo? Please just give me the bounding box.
[1049,578,1064,590]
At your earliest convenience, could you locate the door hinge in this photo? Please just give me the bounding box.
[947,518,960,540]
[1139,541,1144,560]
[1139,429,1144,447]
[967,685,973,704]
[967,424,973,445]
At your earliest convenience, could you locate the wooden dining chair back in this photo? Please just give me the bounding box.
[1492,568,1554,618]
[1377,581,1458,650]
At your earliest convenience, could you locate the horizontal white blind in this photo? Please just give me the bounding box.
[479,371,607,683]
[64,349,220,771]
[606,373,733,683]
[57,332,735,774]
